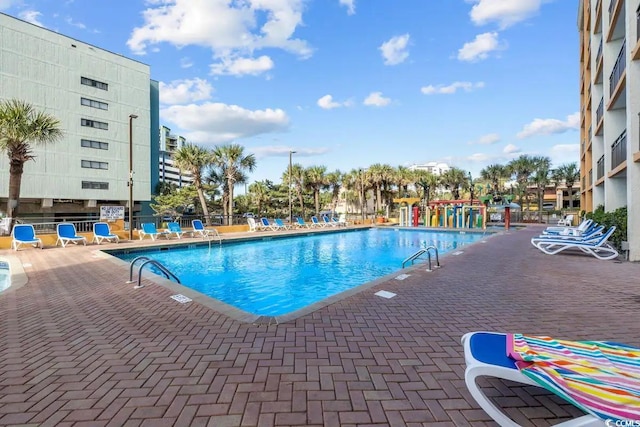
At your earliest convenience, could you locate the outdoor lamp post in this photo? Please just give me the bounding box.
[288,151,296,224]
[128,114,138,240]
[468,172,474,205]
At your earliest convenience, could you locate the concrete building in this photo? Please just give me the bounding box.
[159,126,194,188]
[578,0,640,260]
[409,162,450,176]
[0,12,159,221]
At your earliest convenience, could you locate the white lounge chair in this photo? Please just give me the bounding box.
[556,214,574,227]
[462,331,609,427]
[92,222,119,244]
[533,226,619,260]
[543,219,593,235]
[56,223,87,247]
[11,224,43,251]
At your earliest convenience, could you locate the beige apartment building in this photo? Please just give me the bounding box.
[578,0,640,260]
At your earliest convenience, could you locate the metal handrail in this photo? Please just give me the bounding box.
[126,256,181,288]
[402,245,441,271]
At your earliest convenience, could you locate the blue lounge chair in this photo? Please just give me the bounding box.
[462,332,607,427]
[192,219,218,238]
[310,216,326,228]
[260,217,278,231]
[166,222,187,239]
[273,218,290,230]
[92,222,119,244]
[322,215,338,227]
[11,224,43,251]
[533,226,619,260]
[139,223,170,240]
[56,223,87,247]
[296,217,310,228]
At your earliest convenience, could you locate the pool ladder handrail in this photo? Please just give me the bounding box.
[402,246,440,271]
[126,256,181,289]
[201,228,222,247]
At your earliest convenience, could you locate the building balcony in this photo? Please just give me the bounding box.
[595,97,604,135]
[632,5,640,60]
[608,41,626,109]
[594,0,603,33]
[596,155,605,184]
[607,0,625,41]
[611,129,626,170]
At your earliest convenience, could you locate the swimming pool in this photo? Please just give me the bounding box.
[0,260,10,293]
[113,228,487,317]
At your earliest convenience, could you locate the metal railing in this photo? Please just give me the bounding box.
[589,169,593,185]
[596,97,604,125]
[609,0,618,22]
[611,129,627,169]
[637,4,640,41]
[597,155,605,180]
[596,39,603,65]
[126,256,181,289]
[609,41,626,96]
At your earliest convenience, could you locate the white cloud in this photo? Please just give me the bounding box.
[159,78,214,105]
[127,0,312,66]
[517,112,580,139]
[65,16,86,29]
[251,145,330,159]
[180,57,194,68]
[339,0,355,15]
[379,34,410,66]
[317,94,349,110]
[0,0,19,10]
[421,81,485,95]
[457,32,502,62]
[160,103,290,144]
[19,10,44,27]
[469,133,500,145]
[549,144,580,167]
[469,0,543,29]
[503,143,521,154]
[363,92,391,107]
[210,55,274,76]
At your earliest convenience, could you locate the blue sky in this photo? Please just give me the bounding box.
[1,0,580,185]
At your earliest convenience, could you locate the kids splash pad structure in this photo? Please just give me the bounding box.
[396,198,487,230]
[395,194,518,231]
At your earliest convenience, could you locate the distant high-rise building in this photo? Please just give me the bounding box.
[158,126,194,188]
[408,162,451,176]
[578,0,640,260]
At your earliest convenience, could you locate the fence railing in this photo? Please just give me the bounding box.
[609,41,626,96]
[597,155,605,180]
[596,97,604,125]
[611,129,627,169]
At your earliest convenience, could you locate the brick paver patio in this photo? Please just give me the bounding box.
[1,225,638,426]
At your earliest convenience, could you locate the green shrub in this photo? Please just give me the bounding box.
[585,205,627,250]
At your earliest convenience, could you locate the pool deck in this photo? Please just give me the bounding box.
[1,224,639,426]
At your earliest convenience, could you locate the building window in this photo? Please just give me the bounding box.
[81,97,108,110]
[81,77,108,91]
[81,119,108,130]
[81,139,109,150]
[82,181,109,190]
[81,160,108,170]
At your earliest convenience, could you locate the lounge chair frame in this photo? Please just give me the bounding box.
[92,222,119,245]
[462,331,601,427]
[11,224,43,251]
[56,223,87,247]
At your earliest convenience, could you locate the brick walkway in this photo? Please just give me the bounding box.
[1,225,638,426]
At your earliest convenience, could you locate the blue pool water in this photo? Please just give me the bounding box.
[113,228,486,316]
[0,260,10,293]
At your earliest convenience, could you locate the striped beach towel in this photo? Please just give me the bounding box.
[507,334,640,422]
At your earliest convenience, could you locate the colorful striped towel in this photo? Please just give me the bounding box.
[507,334,640,422]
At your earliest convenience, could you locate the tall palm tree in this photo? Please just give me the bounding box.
[0,99,63,224]
[531,158,551,223]
[282,163,306,218]
[211,144,256,225]
[395,166,414,199]
[439,167,468,200]
[507,155,538,210]
[305,165,327,215]
[174,144,213,224]
[557,163,580,209]
[480,163,509,197]
[248,181,270,217]
[325,170,342,214]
